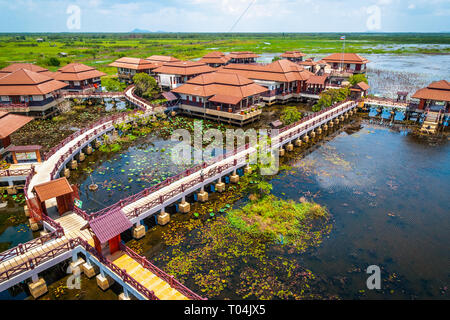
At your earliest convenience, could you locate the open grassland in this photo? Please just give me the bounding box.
[0,33,449,75]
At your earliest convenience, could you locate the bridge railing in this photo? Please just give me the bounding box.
[46,112,134,180]
[44,112,130,161]
[0,229,61,265]
[0,236,159,300]
[86,100,358,221]
[88,143,251,220]
[119,243,206,300]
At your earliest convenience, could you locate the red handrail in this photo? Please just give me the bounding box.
[119,243,206,300]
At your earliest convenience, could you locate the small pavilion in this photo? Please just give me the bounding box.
[350,82,370,99]
[0,112,33,158]
[88,208,132,255]
[32,178,75,218]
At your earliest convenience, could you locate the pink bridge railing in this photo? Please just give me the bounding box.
[78,100,359,222]
[0,235,160,300]
[120,243,206,300]
[48,113,132,180]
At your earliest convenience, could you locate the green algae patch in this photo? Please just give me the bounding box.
[227,195,329,246]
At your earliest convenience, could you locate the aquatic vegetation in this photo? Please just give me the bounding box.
[99,143,121,153]
[227,195,330,246]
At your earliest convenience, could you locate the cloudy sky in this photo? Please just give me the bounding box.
[0,0,449,33]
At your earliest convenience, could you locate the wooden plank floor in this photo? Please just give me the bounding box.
[109,251,188,300]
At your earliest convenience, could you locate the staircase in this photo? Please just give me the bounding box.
[420,110,441,134]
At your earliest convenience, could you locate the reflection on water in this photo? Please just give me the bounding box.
[271,123,449,299]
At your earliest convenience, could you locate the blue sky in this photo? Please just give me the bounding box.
[0,0,449,33]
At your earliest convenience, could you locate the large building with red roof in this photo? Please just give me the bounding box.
[52,63,106,93]
[280,51,306,63]
[227,52,259,64]
[199,52,231,68]
[153,61,215,90]
[171,72,267,126]
[412,80,450,112]
[0,69,67,117]
[109,57,159,83]
[220,59,314,104]
[322,53,369,74]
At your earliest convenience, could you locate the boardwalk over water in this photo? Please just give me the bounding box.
[0,95,358,300]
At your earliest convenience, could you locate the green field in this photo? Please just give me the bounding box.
[0,33,449,75]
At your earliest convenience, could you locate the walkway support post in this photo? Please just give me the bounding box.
[82,257,99,279]
[179,196,190,213]
[157,208,170,226]
[28,276,48,299]
[119,288,131,300]
[230,169,240,183]
[132,221,146,240]
[197,186,209,202]
[215,177,226,193]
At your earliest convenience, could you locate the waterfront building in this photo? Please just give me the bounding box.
[171,71,267,125]
[220,59,314,105]
[412,80,450,112]
[109,57,158,83]
[153,61,215,90]
[280,51,306,63]
[199,52,231,68]
[227,51,259,64]
[322,53,369,74]
[52,63,106,93]
[0,69,67,117]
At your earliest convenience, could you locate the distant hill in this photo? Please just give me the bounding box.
[130,28,151,33]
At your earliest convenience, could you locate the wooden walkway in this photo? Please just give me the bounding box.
[109,252,188,300]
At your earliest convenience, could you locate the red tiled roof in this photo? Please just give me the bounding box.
[0,69,68,96]
[7,145,42,152]
[220,59,313,83]
[322,53,369,64]
[109,57,158,71]
[33,178,73,202]
[89,208,132,244]
[0,112,33,139]
[153,61,215,76]
[52,63,106,82]
[281,51,306,58]
[298,58,318,67]
[227,51,259,59]
[412,80,450,102]
[306,75,328,85]
[0,63,49,74]
[172,71,267,104]
[355,81,370,91]
[199,52,231,65]
[146,55,180,63]
[209,94,242,105]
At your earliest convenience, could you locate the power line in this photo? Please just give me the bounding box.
[228,0,257,33]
